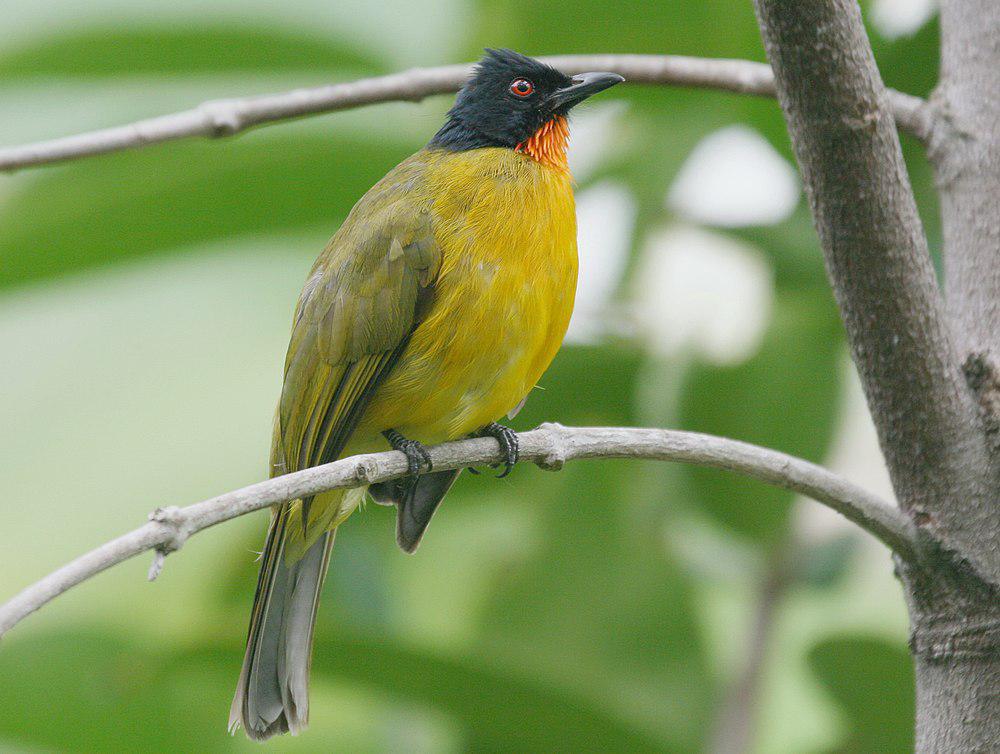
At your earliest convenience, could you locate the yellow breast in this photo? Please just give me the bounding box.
[364,147,577,442]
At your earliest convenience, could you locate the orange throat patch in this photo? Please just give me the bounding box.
[516,116,570,172]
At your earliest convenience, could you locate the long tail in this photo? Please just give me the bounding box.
[229,502,335,740]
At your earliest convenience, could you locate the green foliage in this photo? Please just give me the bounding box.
[0,631,667,752]
[470,0,763,59]
[0,25,381,78]
[809,636,915,753]
[0,134,414,289]
[0,633,232,753]
[680,292,842,542]
[799,535,858,590]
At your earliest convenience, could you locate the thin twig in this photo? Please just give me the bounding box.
[0,54,929,172]
[0,424,914,639]
[708,541,795,754]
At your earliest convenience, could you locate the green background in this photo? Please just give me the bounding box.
[0,1,933,751]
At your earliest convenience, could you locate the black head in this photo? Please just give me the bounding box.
[429,49,623,151]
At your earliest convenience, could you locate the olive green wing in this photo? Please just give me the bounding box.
[273,168,441,481]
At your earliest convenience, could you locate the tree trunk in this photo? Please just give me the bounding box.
[912,2,1000,749]
[901,560,1000,753]
[752,0,1000,749]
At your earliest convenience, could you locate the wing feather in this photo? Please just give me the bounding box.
[275,155,439,490]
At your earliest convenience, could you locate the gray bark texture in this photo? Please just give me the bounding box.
[937,1,1000,360]
[752,1,1000,751]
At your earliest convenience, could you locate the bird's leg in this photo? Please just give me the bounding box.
[475,422,520,478]
[383,429,434,480]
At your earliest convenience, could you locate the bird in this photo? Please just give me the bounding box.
[229,48,623,740]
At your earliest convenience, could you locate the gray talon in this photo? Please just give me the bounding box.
[478,422,519,478]
[383,429,433,476]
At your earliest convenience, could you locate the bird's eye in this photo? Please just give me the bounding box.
[509,78,534,98]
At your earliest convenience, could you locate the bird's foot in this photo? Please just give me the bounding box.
[476,422,519,478]
[383,429,434,478]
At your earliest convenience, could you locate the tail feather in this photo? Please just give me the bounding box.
[370,468,461,553]
[277,532,334,732]
[230,506,335,741]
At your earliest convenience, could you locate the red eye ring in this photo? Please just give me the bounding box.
[509,78,534,98]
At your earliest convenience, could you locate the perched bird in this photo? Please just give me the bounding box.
[230,48,623,740]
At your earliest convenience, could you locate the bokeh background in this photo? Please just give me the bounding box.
[0,1,940,751]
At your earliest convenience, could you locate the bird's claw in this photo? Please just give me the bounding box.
[383,429,433,477]
[478,422,519,478]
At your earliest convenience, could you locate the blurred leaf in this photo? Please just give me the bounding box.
[0,25,381,78]
[679,291,842,542]
[798,535,858,589]
[515,341,645,428]
[0,132,414,289]
[0,630,667,752]
[472,344,711,753]
[308,633,668,752]
[808,636,914,754]
[730,205,827,290]
[478,461,708,753]
[469,0,763,59]
[871,17,940,99]
[0,632,231,753]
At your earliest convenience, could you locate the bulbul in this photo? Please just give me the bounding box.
[230,48,623,740]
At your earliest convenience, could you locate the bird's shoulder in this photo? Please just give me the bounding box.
[289,151,443,366]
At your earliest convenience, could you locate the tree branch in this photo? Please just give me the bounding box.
[0,54,929,173]
[0,424,913,638]
[752,0,997,582]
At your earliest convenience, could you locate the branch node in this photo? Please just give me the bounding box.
[146,505,196,581]
[535,422,568,471]
[354,459,378,483]
[198,100,244,137]
[910,617,1000,662]
[842,101,882,131]
[148,505,193,553]
[147,550,167,582]
[962,352,1000,450]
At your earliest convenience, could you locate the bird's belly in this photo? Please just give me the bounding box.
[362,203,577,442]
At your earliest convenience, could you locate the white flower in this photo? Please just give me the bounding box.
[567,181,637,344]
[871,0,937,39]
[632,225,773,365]
[667,125,800,227]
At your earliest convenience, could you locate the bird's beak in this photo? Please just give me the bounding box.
[549,71,625,110]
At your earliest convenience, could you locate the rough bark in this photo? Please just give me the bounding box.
[752,1,1000,750]
[915,2,1000,751]
[903,558,1000,753]
[936,1,1000,360]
